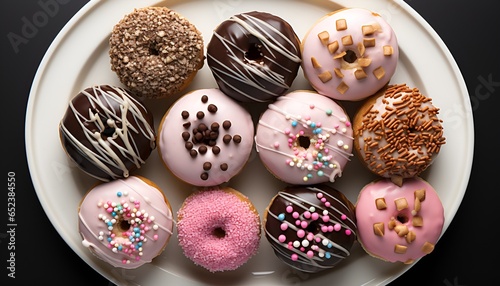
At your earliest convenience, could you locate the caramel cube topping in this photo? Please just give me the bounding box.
[373,222,385,236]
[383,45,394,56]
[364,38,376,47]
[337,81,349,94]
[414,197,421,213]
[394,225,409,237]
[358,58,372,67]
[357,42,366,57]
[412,215,423,227]
[333,51,347,60]
[406,231,416,243]
[355,68,368,80]
[328,41,339,54]
[415,189,426,201]
[336,19,347,31]
[421,242,435,254]
[375,198,387,210]
[394,244,407,254]
[388,218,397,230]
[318,71,332,83]
[373,66,386,80]
[362,25,375,35]
[311,57,321,68]
[318,31,330,46]
[342,35,353,46]
[333,68,344,78]
[394,197,408,211]
[404,259,415,264]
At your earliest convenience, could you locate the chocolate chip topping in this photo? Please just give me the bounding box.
[223,120,231,130]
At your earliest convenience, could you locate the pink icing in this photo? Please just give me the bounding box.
[301,8,399,101]
[78,176,174,269]
[255,90,353,185]
[158,89,254,186]
[176,188,261,272]
[355,178,444,263]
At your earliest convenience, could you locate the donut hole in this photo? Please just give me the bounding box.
[298,135,311,149]
[101,126,116,138]
[396,214,409,224]
[343,50,357,64]
[148,42,160,56]
[212,227,226,238]
[306,221,320,234]
[118,219,131,232]
[245,36,264,64]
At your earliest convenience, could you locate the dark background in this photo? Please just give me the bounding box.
[1,0,498,285]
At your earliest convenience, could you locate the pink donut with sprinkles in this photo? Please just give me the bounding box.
[255,90,353,185]
[78,176,174,269]
[301,8,399,101]
[176,187,261,272]
[355,177,444,264]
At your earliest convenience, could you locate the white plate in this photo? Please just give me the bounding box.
[26,0,473,285]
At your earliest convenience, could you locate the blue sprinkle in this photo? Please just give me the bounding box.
[315,128,322,134]
[107,221,112,226]
[291,121,298,127]
[318,170,324,177]
[107,237,112,242]
[307,173,313,178]
[134,227,140,233]
[325,252,331,259]
[111,212,117,217]
[326,109,332,116]
[138,242,143,247]
[118,245,123,251]
[310,122,316,128]
[129,236,134,241]
[278,213,285,221]
[327,243,333,248]
[135,233,140,238]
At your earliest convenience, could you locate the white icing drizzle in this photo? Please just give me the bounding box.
[60,86,155,181]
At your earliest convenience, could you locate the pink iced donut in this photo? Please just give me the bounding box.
[158,89,254,186]
[355,177,444,264]
[78,176,174,269]
[301,8,399,101]
[255,90,353,185]
[176,187,261,272]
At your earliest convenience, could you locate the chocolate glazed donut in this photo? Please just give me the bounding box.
[264,185,357,273]
[59,85,156,182]
[207,11,302,103]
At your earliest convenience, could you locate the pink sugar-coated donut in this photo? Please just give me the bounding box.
[255,90,353,185]
[157,88,254,187]
[176,187,261,272]
[78,176,174,269]
[355,177,444,264]
[301,8,399,101]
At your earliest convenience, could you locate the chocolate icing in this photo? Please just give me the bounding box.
[264,185,357,273]
[59,85,156,181]
[207,11,301,102]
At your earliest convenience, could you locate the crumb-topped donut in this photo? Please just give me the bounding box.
[78,176,174,269]
[109,7,204,99]
[177,187,261,272]
[355,177,444,264]
[59,85,156,182]
[263,185,357,273]
[158,88,254,186]
[207,11,302,102]
[353,84,446,185]
[301,8,399,101]
[255,90,353,185]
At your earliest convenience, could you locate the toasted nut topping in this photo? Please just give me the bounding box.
[362,25,375,35]
[336,19,347,31]
[373,222,385,236]
[358,58,372,67]
[355,68,368,80]
[383,45,394,56]
[406,231,416,243]
[412,215,423,227]
[342,35,353,46]
[318,31,330,46]
[421,242,435,254]
[318,71,332,83]
[333,51,347,59]
[373,66,386,80]
[394,198,408,211]
[333,68,344,78]
[375,198,387,210]
[364,38,376,47]
[311,57,321,68]
[415,189,426,201]
[394,244,407,254]
[337,81,349,94]
[328,41,339,54]
[394,225,409,237]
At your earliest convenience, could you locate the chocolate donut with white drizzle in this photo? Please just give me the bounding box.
[207,11,302,102]
[263,185,357,273]
[59,85,156,182]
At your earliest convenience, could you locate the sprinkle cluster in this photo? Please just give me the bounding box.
[277,192,352,262]
[96,191,159,265]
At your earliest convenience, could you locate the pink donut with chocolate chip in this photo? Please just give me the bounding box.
[301,8,399,101]
[355,177,444,264]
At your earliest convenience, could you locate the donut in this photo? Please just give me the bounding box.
[109,7,204,99]
[78,176,174,268]
[355,177,444,264]
[176,187,261,272]
[158,88,254,187]
[59,85,156,182]
[206,11,302,102]
[301,8,399,101]
[353,84,446,185]
[255,90,353,185]
[263,185,357,273]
